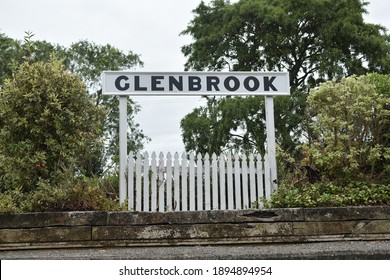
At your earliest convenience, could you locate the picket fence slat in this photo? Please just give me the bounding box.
[128,151,135,211]
[150,152,157,211]
[242,154,249,209]
[127,152,271,212]
[166,153,173,211]
[226,154,234,210]
[256,154,264,208]
[181,153,188,211]
[204,153,211,210]
[142,151,149,211]
[158,152,165,212]
[249,154,256,205]
[196,153,203,211]
[219,155,226,210]
[135,151,142,211]
[189,153,196,211]
[211,153,218,210]
[234,154,241,210]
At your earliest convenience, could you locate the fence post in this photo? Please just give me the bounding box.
[265,96,278,191]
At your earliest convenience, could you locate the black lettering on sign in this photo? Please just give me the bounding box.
[243,76,260,92]
[115,75,130,91]
[151,76,164,91]
[264,76,277,91]
[169,76,183,91]
[189,76,201,91]
[134,76,147,91]
[206,76,220,91]
[224,76,240,91]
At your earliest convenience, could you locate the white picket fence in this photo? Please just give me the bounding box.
[127,152,273,212]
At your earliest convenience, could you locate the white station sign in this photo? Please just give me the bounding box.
[102,71,290,96]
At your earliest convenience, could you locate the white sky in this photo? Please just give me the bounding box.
[1,0,389,154]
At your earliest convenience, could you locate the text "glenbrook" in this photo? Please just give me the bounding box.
[102,72,290,96]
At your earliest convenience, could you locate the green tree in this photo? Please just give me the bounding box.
[0,32,65,84]
[305,74,390,183]
[180,0,390,155]
[0,33,149,174]
[0,32,22,85]
[181,96,268,154]
[63,40,149,173]
[0,57,104,192]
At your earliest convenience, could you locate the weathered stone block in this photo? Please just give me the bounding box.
[92,222,293,241]
[293,220,390,236]
[294,221,356,235]
[106,209,304,226]
[303,206,390,222]
[0,212,107,229]
[0,207,388,248]
[0,226,91,243]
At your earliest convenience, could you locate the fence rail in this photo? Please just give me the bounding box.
[127,152,273,212]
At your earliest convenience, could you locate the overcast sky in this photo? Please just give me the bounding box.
[1,0,389,154]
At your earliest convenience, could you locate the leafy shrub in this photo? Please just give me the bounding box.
[0,57,104,192]
[269,182,390,208]
[304,74,390,184]
[0,175,125,213]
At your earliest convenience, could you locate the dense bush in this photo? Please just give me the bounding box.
[304,74,390,184]
[269,182,389,208]
[271,74,390,208]
[0,175,124,213]
[0,57,104,192]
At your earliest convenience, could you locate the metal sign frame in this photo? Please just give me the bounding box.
[101,71,290,204]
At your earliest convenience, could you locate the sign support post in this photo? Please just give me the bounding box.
[119,95,127,204]
[265,96,278,191]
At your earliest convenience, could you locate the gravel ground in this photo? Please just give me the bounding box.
[1,241,389,260]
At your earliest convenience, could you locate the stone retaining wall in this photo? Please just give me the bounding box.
[0,206,389,250]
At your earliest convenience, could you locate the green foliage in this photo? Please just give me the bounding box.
[182,0,389,85]
[271,74,390,208]
[269,182,390,208]
[180,0,390,155]
[181,96,268,154]
[0,33,149,213]
[0,174,125,213]
[63,40,149,168]
[0,57,104,192]
[64,40,142,91]
[0,32,22,85]
[181,92,307,155]
[0,33,149,174]
[305,74,390,183]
